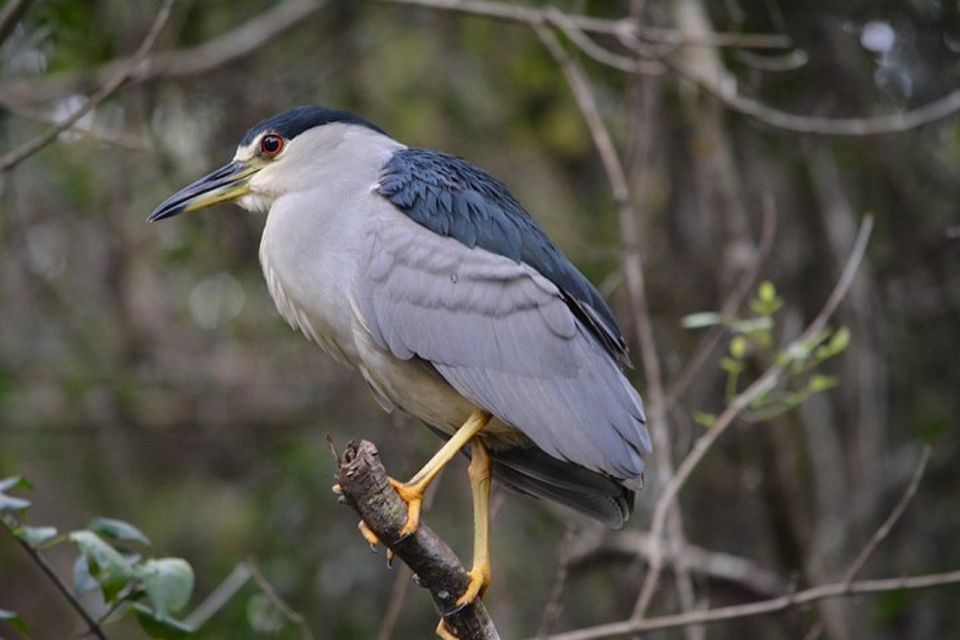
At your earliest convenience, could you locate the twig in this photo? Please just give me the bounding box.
[534,20,701,636]
[375,564,415,640]
[336,440,501,640]
[247,559,315,640]
[0,0,323,106]
[0,0,173,172]
[666,195,778,409]
[3,104,153,151]
[0,0,31,47]
[535,525,577,638]
[543,8,662,75]
[535,568,960,640]
[1,516,108,640]
[183,562,252,629]
[802,446,932,640]
[633,215,874,618]
[380,0,792,49]
[569,531,785,597]
[376,477,443,640]
[669,59,960,136]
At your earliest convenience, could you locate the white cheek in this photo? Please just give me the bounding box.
[238,194,271,213]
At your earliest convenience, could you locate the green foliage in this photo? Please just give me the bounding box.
[0,476,306,638]
[682,281,851,423]
[0,608,31,637]
[1,477,199,637]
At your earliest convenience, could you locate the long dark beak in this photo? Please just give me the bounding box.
[148,161,259,222]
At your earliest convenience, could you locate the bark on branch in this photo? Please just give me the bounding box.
[335,440,500,640]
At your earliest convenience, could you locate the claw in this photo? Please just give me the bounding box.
[386,547,396,568]
[436,618,460,640]
[454,565,490,608]
[387,477,425,539]
[358,520,381,550]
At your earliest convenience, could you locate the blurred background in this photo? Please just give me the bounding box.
[1,0,959,638]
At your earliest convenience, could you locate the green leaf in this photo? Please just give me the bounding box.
[0,494,30,512]
[132,603,194,639]
[693,411,717,428]
[136,558,194,615]
[15,526,58,549]
[89,518,150,546]
[69,530,133,603]
[73,554,98,595]
[751,281,784,316]
[729,336,747,360]
[808,374,839,393]
[758,280,776,303]
[0,607,31,636]
[0,476,31,512]
[681,312,721,329]
[0,477,31,493]
[720,357,743,374]
[728,316,774,334]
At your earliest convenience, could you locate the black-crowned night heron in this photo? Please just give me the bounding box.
[149,106,650,635]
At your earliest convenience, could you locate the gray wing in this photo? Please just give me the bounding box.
[355,203,650,484]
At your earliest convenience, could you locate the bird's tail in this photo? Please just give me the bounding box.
[486,446,634,529]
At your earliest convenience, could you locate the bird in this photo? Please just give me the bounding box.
[148,105,651,636]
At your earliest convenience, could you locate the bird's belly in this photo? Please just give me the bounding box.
[352,333,531,447]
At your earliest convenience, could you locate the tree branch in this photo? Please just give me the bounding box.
[536,568,960,640]
[379,0,791,49]
[335,440,500,640]
[0,0,31,47]
[0,0,173,172]
[0,0,324,107]
[634,215,874,617]
[802,446,932,640]
[1,516,108,640]
[569,531,786,598]
[668,58,960,136]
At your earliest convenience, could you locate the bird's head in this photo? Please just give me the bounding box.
[148,106,388,221]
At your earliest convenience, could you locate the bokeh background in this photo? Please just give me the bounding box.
[1,1,959,638]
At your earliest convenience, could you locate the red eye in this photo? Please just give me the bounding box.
[260,134,284,157]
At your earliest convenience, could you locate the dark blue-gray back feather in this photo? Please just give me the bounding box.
[377,148,628,364]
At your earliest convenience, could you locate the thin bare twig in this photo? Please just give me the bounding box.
[634,215,874,618]
[247,559,315,640]
[380,0,792,49]
[536,568,960,640]
[0,0,31,47]
[666,195,778,409]
[1,516,108,640]
[543,8,662,75]
[569,531,785,597]
[0,0,173,172]
[3,104,153,151]
[802,446,932,640]
[534,19,701,636]
[536,525,577,639]
[0,0,323,106]
[183,562,252,629]
[375,564,415,640]
[669,59,960,136]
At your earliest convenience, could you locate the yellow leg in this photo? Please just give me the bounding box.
[391,409,491,539]
[455,438,492,608]
[434,439,493,639]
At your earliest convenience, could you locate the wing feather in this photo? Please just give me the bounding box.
[356,205,650,483]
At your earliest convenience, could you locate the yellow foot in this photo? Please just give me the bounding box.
[388,477,425,540]
[358,520,380,548]
[436,618,459,640]
[455,565,490,608]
